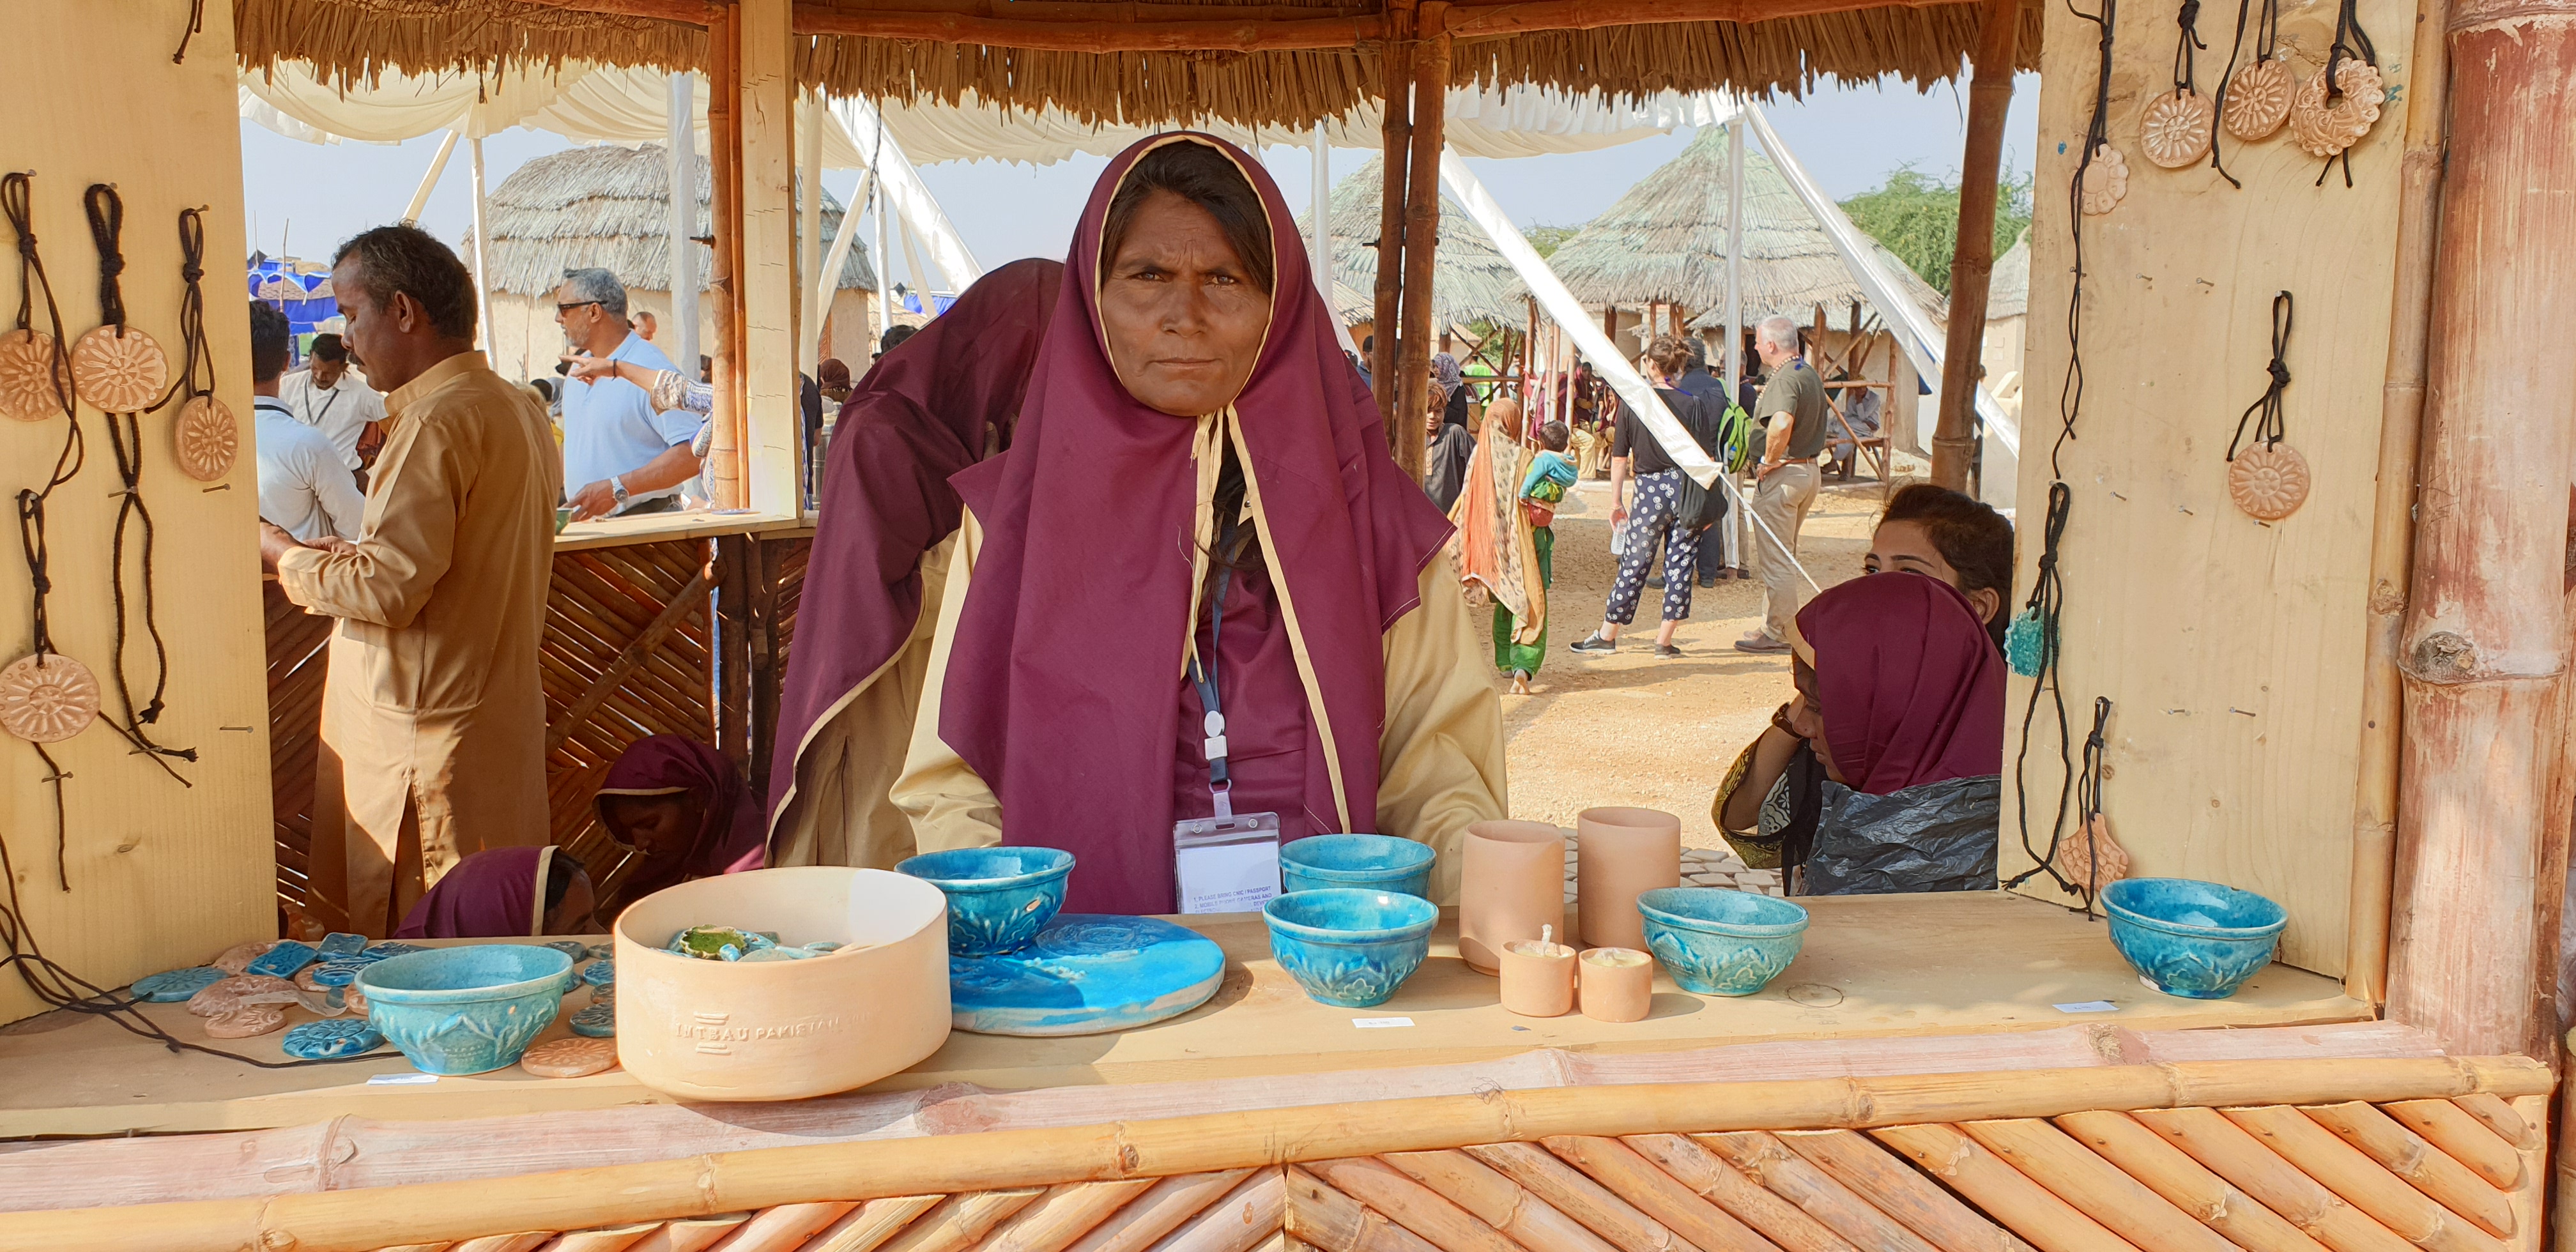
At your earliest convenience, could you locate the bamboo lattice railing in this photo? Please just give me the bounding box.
[261,579,335,919]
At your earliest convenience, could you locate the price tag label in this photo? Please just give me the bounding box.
[1352,1017,1415,1028]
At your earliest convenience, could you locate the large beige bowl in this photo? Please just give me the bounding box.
[613,867,951,1101]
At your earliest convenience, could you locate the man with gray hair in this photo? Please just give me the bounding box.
[556,266,698,520]
[1737,315,1826,654]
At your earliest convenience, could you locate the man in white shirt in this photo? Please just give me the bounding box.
[252,303,365,543]
[278,332,388,474]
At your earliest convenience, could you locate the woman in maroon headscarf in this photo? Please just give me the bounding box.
[397,846,599,939]
[594,735,765,915]
[891,135,1506,914]
[1713,571,2004,895]
[765,259,1066,869]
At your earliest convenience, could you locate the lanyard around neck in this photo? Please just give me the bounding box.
[1187,519,1239,818]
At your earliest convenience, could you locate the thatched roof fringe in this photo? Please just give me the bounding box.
[1986,231,2029,319]
[1549,128,1862,321]
[1303,155,1527,328]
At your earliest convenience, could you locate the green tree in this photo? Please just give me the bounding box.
[1524,224,1581,259]
[1839,164,2032,295]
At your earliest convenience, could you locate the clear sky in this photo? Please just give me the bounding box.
[239,72,2039,294]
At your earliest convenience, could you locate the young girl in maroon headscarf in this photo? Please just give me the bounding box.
[891,134,1506,915]
[594,735,765,915]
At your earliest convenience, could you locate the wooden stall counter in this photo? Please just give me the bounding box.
[0,891,2365,1139]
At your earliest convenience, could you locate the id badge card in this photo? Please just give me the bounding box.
[1173,811,1282,915]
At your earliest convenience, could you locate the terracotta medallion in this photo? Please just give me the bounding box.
[0,328,63,422]
[2228,442,2312,520]
[2141,89,2216,169]
[69,324,167,413]
[204,1004,287,1039]
[2223,56,2294,140]
[0,652,99,743]
[210,940,276,975]
[521,1035,620,1078]
[174,394,237,482]
[2080,144,2130,215]
[2289,60,2384,158]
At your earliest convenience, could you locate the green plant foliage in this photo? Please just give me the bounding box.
[1839,164,2032,295]
[1524,224,1582,260]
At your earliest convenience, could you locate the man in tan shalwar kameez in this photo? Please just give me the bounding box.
[261,226,560,936]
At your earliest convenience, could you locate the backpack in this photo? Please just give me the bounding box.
[1718,402,1758,475]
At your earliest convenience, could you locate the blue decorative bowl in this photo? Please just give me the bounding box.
[897,846,1076,957]
[1280,834,1437,899]
[2103,878,2286,1000]
[357,945,576,1075]
[1636,887,1809,996]
[1262,889,1438,1008]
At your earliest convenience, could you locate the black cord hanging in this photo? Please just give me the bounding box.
[2312,0,2381,188]
[2204,0,2267,189]
[82,184,130,336]
[156,209,214,409]
[2072,696,2115,915]
[2227,291,2294,461]
[2059,0,2115,475]
[169,0,208,63]
[2005,482,2083,897]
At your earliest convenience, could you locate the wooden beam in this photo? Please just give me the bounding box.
[785,0,1952,52]
[739,0,802,514]
[1370,0,1415,434]
[1927,0,2016,490]
[1392,8,1449,482]
[707,4,746,510]
[544,564,716,755]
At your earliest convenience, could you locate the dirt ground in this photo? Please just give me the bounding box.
[1496,472,1892,851]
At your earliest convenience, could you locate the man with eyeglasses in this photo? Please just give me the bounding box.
[555,267,698,520]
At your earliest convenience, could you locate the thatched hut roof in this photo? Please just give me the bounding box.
[467,142,875,298]
[1301,156,1526,329]
[1986,231,2030,319]
[239,0,2043,132]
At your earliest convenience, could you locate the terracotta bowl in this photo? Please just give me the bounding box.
[614,867,951,1101]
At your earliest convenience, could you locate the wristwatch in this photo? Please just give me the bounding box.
[610,475,631,510]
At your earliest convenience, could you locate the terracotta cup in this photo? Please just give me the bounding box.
[1579,947,1654,1023]
[1499,924,1577,1018]
[1575,807,1682,950]
[1460,820,1568,975]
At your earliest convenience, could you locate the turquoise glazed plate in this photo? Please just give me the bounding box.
[949,914,1224,1037]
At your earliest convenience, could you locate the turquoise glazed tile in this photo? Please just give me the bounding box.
[897,846,1075,957]
[130,966,224,1002]
[358,945,573,1074]
[950,914,1225,1037]
[318,932,368,958]
[542,940,590,961]
[1262,890,1438,1008]
[2103,878,2286,1000]
[586,943,614,961]
[1637,888,1809,996]
[569,1002,616,1037]
[362,942,425,961]
[1280,834,1436,899]
[246,941,319,979]
[282,1019,384,1059]
[308,960,368,989]
[581,959,614,988]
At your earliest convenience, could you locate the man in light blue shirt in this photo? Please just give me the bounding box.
[556,267,700,519]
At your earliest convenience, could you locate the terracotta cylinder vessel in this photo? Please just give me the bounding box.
[1460,820,1567,974]
[1580,947,1653,1023]
[1577,807,1680,950]
[1500,925,1577,1017]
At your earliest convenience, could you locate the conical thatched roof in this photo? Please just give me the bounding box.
[1301,156,1526,329]
[467,143,875,298]
[1986,231,2030,319]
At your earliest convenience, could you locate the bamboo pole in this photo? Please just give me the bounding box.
[712,1203,861,1252]
[8,1060,2547,1252]
[2384,0,2576,1062]
[1869,1125,2142,1252]
[2050,1113,2327,1252]
[1460,1140,1690,1251]
[452,1235,549,1252]
[978,1180,1160,1252]
[1390,4,1449,482]
[1066,1172,1257,1252]
[880,1188,1048,1252]
[2451,1097,2536,1152]
[805,1195,946,1252]
[1926,0,2016,490]
[1544,1134,1784,1252]
[400,130,460,228]
[2127,1108,2416,1252]
[1302,1158,1519,1252]
[1368,0,1413,429]
[627,1215,747,1252]
[2217,1108,2504,1252]
[1158,1170,1285,1252]
[1956,1120,2236,1252]
[1623,1135,1859,1252]
[1285,1168,1440,1252]
[2297,1105,2514,1239]
[1699,1131,1966,1252]
[533,1223,657,1252]
[1381,1148,1621,1252]
[1772,1129,2026,1252]
[705,4,745,510]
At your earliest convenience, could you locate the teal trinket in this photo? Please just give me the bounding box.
[2004,607,2049,677]
[586,943,614,961]
[569,1002,616,1037]
[247,941,319,979]
[318,932,369,958]
[308,960,368,989]
[362,942,425,961]
[282,1019,385,1059]
[949,914,1224,1037]
[542,940,590,961]
[131,966,224,1002]
[581,959,615,988]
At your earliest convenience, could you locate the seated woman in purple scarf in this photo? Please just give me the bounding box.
[396,846,598,939]
[594,735,767,917]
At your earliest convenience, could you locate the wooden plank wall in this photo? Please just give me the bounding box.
[0,1,273,1025]
[2009,0,2417,975]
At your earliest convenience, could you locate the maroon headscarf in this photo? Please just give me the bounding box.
[939,134,1452,914]
[397,846,550,939]
[1796,572,2006,795]
[764,261,1066,836]
[601,735,765,897]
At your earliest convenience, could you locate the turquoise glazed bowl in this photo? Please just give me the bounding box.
[2103,878,2286,1000]
[1636,887,1809,996]
[1280,834,1437,899]
[357,945,575,1075]
[1262,889,1438,1008]
[897,846,1075,956]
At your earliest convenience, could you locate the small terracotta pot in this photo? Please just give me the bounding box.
[1499,925,1577,1018]
[1460,820,1568,975]
[1579,947,1653,1023]
[1576,807,1681,950]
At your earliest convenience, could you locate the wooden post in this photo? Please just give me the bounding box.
[706,4,744,510]
[2385,0,2576,1062]
[714,533,752,771]
[2345,0,2455,1012]
[749,534,783,793]
[1390,3,1448,482]
[1370,0,1414,432]
[1928,0,2019,491]
[737,0,801,514]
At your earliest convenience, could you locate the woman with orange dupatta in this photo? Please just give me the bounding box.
[1447,397,1555,694]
